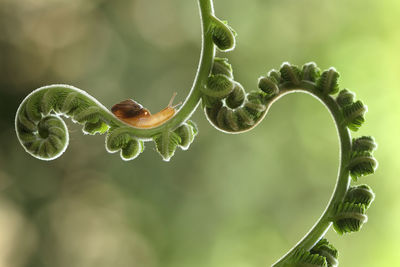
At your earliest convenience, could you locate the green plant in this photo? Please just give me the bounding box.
[14,0,378,266]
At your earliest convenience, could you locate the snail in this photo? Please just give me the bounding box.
[111,93,180,128]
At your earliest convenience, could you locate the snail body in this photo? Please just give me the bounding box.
[111,93,178,128]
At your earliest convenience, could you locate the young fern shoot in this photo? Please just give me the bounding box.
[15,0,378,266]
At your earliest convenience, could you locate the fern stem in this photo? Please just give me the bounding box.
[158,0,216,130]
[132,0,215,136]
[271,84,352,266]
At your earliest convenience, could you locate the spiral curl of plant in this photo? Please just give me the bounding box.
[15,1,378,266]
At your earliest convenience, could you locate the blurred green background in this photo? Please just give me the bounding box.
[0,0,398,266]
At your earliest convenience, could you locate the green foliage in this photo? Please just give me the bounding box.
[19,114,69,160]
[106,127,144,161]
[302,62,321,82]
[310,239,338,267]
[258,76,279,96]
[280,62,302,85]
[202,74,234,99]
[268,69,282,84]
[153,121,199,161]
[348,136,378,181]
[174,121,198,150]
[14,1,379,266]
[153,130,181,162]
[352,136,377,153]
[316,68,340,95]
[225,83,245,109]
[287,249,327,267]
[210,16,236,51]
[348,152,377,181]
[332,202,368,235]
[212,57,233,78]
[342,100,367,131]
[83,120,109,135]
[345,184,375,209]
[336,89,355,108]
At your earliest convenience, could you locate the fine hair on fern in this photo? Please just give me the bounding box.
[14,0,378,266]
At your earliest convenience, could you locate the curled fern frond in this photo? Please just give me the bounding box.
[204,87,268,133]
[15,85,120,160]
[212,57,233,78]
[302,62,321,82]
[225,82,245,109]
[174,121,198,150]
[348,152,377,181]
[352,136,377,154]
[83,120,109,135]
[316,68,340,95]
[17,114,69,160]
[105,127,144,161]
[210,16,236,51]
[153,129,181,162]
[336,89,355,108]
[202,74,234,99]
[267,69,281,84]
[342,100,367,131]
[40,89,60,115]
[121,140,144,160]
[16,85,201,162]
[203,57,269,133]
[236,106,256,126]
[246,91,267,112]
[187,120,198,136]
[345,184,375,208]
[332,202,368,235]
[73,106,103,124]
[287,249,328,267]
[280,62,302,85]
[258,76,279,97]
[202,95,221,109]
[310,239,338,267]
[15,1,380,264]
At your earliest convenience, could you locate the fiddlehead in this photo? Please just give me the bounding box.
[15,0,214,162]
[310,239,338,267]
[16,85,114,160]
[15,0,379,266]
[199,58,378,266]
[209,15,236,52]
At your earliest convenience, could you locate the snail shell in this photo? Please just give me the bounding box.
[111,96,177,128]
